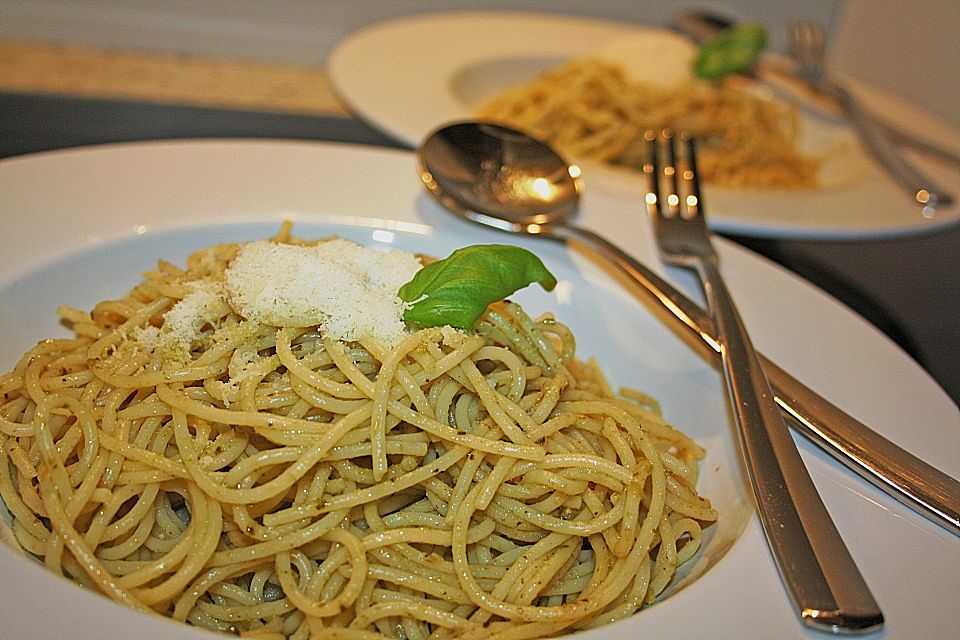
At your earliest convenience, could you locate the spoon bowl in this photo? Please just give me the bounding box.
[417,121,583,233]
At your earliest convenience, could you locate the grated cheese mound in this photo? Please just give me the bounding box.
[163,280,229,346]
[595,32,697,88]
[132,280,228,354]
[224,239,422,347]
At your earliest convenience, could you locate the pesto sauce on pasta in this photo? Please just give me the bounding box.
[0,225,716,639]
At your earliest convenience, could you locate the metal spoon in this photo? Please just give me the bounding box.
[417,120,960,537]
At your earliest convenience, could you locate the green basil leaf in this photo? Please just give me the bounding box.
[693,24,768,81]
[398,245,557,329]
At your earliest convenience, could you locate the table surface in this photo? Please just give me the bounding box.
[1,40,957,404]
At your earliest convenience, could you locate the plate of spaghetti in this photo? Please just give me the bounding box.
[329,11,960,239]
[0,139,957,639]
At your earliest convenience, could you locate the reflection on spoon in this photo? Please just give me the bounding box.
[418,121,582,232]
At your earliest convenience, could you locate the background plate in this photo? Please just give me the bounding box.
[328,11,960,239]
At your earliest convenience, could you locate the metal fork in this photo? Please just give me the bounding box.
[644,130,883,634]
[789,22,954,210]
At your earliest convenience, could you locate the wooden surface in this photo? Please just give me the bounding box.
[0,40,349,116]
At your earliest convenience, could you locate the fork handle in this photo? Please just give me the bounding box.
[699,258,883,633]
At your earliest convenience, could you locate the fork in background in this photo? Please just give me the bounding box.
[643,130,883,634]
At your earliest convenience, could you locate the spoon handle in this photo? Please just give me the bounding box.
[555,223,960,536]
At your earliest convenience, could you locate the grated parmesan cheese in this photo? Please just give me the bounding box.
[162,280,229,347]
[132,325,163,351]
[132,280,228,354]
[224,239,422,347]
[595,32,697,88]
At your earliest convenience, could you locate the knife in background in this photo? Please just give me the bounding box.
[672,10,960,169]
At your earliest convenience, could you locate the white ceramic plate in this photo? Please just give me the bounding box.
[0,140,957,640]
[328,11,960,239]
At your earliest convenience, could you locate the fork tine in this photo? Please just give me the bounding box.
[646,130,714,263]
[643,129,680,219]
[662,130,683,218]
[644,129,696,221]
[642,130,661,220]
[678,132,703,221]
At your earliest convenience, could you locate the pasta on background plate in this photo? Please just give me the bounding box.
[0,224,716,639]
[477,58,825,190]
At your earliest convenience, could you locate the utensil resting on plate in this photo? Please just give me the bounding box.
[670,9,960,167]
[644,130,883,633]
[416,120,960,537]
[788,22,954,211]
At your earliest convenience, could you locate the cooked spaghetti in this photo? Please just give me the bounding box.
[0,226,716,639]
[477,58,822,189]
